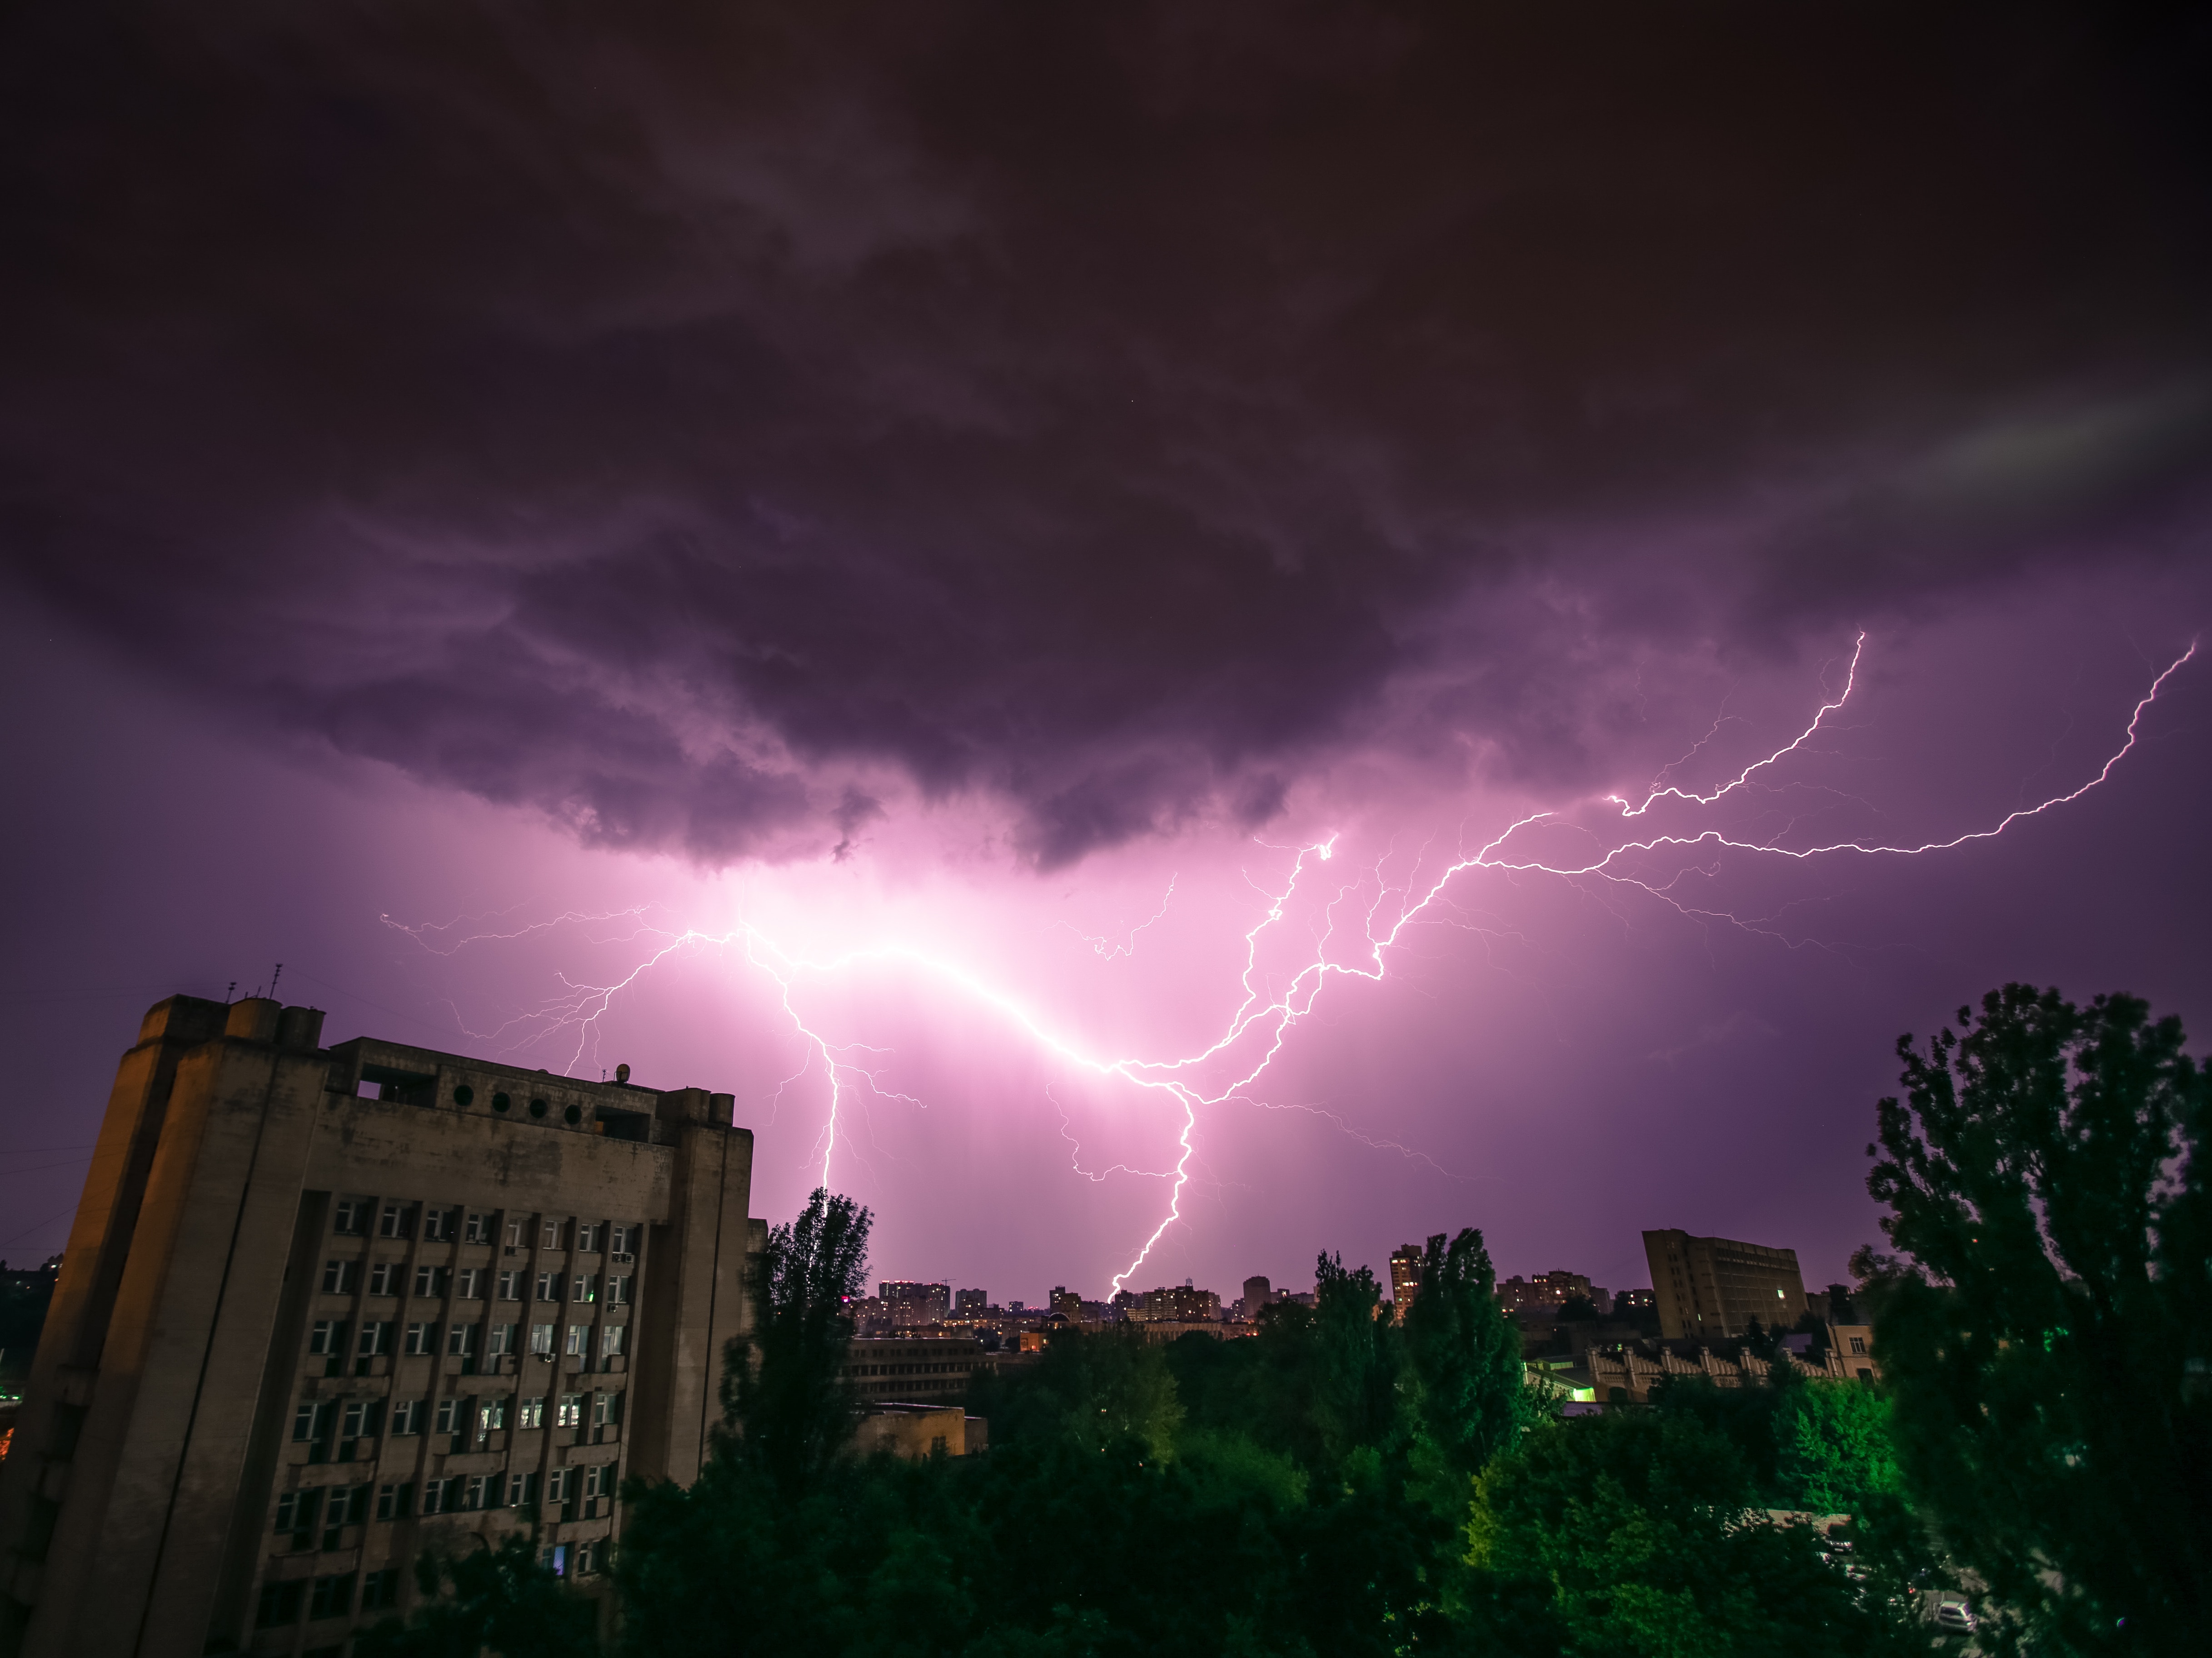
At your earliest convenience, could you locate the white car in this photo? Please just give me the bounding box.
[1932,1600,1978,1633]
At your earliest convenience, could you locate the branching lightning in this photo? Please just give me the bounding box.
[389,635,2197,1293]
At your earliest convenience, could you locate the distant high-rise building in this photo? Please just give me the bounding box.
[0,995,759,1658]
[1049,1287,1083,1321]
[954,1288,988,1314]
[1388,1244,1423,1307]
[879,1282,951,1328]
[1240,1275,1271,1320]
[1125,1285,1219,1323]
[1643,1230,1808,1340]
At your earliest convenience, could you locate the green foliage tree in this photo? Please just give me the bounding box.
[355,1535,598,1658]
[1867,984,2212,1652]
[722,1185,873,1495]
[1400,1227,1533,1506]
[1468,1407,1913,1657]
[1308,1252,1405,1464]
[1774,1379,1900,1515]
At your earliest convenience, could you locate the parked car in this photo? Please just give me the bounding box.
[1932,1600,1978,1633]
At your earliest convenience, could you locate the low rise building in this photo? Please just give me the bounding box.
[840,1336,982,1404]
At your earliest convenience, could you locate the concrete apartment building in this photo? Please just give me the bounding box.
[840,1336,983,1405]
[1643,1229,1809,1340]
[0,994,761,1658]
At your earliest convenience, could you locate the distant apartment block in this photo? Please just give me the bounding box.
[1497,1271,1608,1317]
[953,1288,988,1315]
[1643,1230,1808,1339]
[879,1282,951,1328]
[0,995,759,1658]
[1388,1245,1422,1307]
[839,1337,983,1404]
[1121,1283,1220,1323]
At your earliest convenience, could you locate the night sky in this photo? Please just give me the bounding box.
[5,4,2209,1304]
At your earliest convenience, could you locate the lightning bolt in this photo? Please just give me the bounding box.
[388,634,2197,1294]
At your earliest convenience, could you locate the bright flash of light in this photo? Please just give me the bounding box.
[387,635,2196,1293]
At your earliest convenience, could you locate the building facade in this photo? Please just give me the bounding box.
[1642,1230,1808,1340]
[0,995,760,1658]
[879,1283,951,1328]
[839,1337,983,1404]
[1388,1245,1423,1309]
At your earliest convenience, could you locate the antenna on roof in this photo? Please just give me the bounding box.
[225,982,237,1003]
[269,963,283,998]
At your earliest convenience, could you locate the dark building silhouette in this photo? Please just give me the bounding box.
[0,995,759,1658]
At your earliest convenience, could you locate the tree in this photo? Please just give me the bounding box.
[1468,1408,1911,1657]
[355,1535,598,1658]
[1400,1228,1533,1507]
[721,1187,873,1495]
[1867,984,2212,1653]
[1775,1380,1900,1515]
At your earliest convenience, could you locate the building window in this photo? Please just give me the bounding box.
[592,1391,623,1429]
[423,1206,455,1241]
[572,1274,597,1304]
[1849,1336,1867,1354]
[557,1393,583,1429]
[333,1198,370,1237]
[403,1322,438,1356]
[529,1323,555,1357]
[456,1268,485,1299]
[361,1568,403,1611]
[464,1474,492,1511]
[583,1463,611,1499]
[518,1396,545,1429]
[504,1217,528,1248]
[414,1265,449,1299]
[256,1580,305,1629]
[464,1210,494,1244]
[366,1260,402,1297]
[308,1573,355,1620]
[356,1322,394,1358]
[564,1324,589,1358]
[601,1323,626,1358]
[291,1402,330,1443]
[275,1489,320,1534]
[535,1272,562,1302]
[574,1539,598,1576]
[308,1321,348,1358]
[389,1398,424,1436]
[545,1468,573,1505]
[375,1481,412,1521]
[609,1224,636,1257]
[377,1204,415,1240]
[477,1397,509,1434]
[539,1217,565,1251]
[446,1322,479,1359]
[435,1398,469,1441]
[341,1399,384,1438]
[488,1323,518,1357]
[575,1223,601,1253]
[607,1274,632,1305]
[494,1269,521,1300]
[508,1470,538,1508]
[320,1259,357,1295]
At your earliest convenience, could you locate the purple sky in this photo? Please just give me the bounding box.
[4,5,2210,1304]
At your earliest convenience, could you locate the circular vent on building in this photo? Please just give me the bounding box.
[492,1092,511,1112]
[453,1084,475,1106]
[564,1104,582,1125]
[529,1097,549,1118]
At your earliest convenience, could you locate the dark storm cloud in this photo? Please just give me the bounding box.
[3,2,2208,863]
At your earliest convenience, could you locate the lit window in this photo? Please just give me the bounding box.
[518,1395,545,1429]
[557,1393,583,1428]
